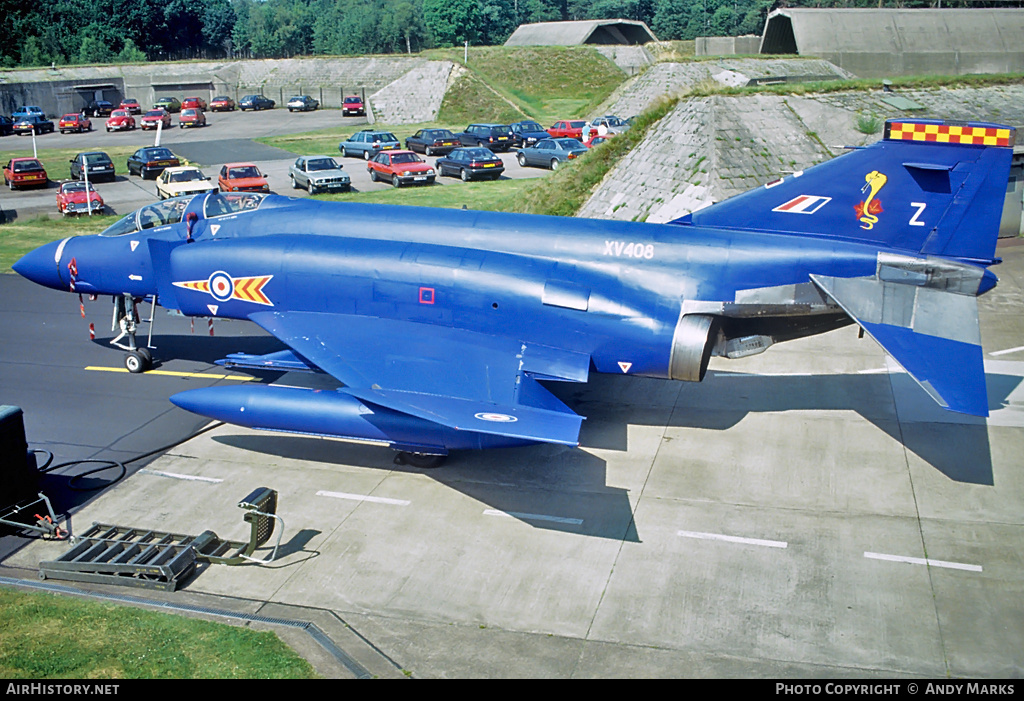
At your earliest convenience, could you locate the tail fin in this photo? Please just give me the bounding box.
[672,119,1015,265]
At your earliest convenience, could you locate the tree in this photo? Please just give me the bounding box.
[78,34,112,64]
[204,0,236,57]
[423,0,480,47]
[117,38,148,63]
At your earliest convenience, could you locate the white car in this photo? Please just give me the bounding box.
[289,155,350,194]
[287,95,319,112]
[155,166,217,200]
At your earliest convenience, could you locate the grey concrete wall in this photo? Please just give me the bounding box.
[696,36,762,57]
[763,8,1024,79]
[1,57,448,119]
[0,79,124,119]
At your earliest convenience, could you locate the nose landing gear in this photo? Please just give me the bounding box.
[111,293,156,373]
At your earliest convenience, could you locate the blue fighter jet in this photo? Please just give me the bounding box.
[14,119,1015,467]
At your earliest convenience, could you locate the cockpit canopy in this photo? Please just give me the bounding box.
[99,193,269,237]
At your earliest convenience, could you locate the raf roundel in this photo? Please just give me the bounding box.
[209,271,235,302]
[474,412,518,423]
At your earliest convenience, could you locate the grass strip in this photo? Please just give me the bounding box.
[0,586,318,679]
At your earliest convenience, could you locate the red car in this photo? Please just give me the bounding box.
[119,98,142,114]
[179,108,207,128]
[182,96,208,111]
[218,163,270,193]
[58,113,92,133]
[367,149,435,188]
[56,180,104,215]
[209,96,236,112]
[141,109,172,130]
[583,134,613,148]
[343,95,365,116]
[105,110,136,132]
[3,157,48,190]
[547,120,587,139]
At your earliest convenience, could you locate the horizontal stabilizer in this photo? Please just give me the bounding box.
[811,273,988,416]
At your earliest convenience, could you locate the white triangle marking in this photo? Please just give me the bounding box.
[618,362,632,373]
[207,305,219,316]
[210,224,220,235]
[130,240,139,252]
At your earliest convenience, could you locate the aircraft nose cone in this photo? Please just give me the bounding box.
[13,239,66,291]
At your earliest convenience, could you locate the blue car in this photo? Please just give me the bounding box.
[239,95,275,111]
[516,138,588,170]
[509,120,549,149]
[13,105,46,121]
[339,129,401,160]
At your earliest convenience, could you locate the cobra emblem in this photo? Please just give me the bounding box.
[855,171,887,230]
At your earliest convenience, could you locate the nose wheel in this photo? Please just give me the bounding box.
[125,347,152,373]
[111,293,156,373]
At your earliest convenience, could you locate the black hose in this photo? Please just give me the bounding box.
[31,420,224,492]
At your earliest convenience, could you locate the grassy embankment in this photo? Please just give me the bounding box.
[0,586,318,678]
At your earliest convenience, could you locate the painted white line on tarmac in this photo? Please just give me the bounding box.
[316,490,410,506]
[864,551,982,572]
[989,345,1024,357]
[483,509,583,526]
[677,530,788,549]
[138,469,223,483]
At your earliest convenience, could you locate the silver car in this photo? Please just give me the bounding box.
[289,155,351,194]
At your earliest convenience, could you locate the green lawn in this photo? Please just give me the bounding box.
[0,586,318,679]
[427,46,625,124]
[3,144,140,180]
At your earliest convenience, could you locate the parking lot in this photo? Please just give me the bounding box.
[0,108,550,221]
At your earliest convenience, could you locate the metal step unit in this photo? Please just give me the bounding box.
[38,487,283,591]
[39,525,201,592]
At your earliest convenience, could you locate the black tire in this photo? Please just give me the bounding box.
[550,159,559,171]
[425,146,432,156]
[125,351,147,374]
[341,146,348,158]
[363,150,370,161]
[517,152,527,167]
[395,452,445,469]
[307,180,315,195]
[460,169,469,182]
[369,169,378,182]
[392,175,401,188]
[290,174,297,189]
[137,348,153,366]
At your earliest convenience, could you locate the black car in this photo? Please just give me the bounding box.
[239,95,275,111]
[455,123,515,152]
[0,115,13,136]
[509,120,549,148]
[85,100,114,117]
[127,147,181,179]
[12,115,55,135]
[70,151,116,182]
[434,147,505,182]
[405,128,461,156]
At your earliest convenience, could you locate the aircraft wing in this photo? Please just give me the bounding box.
[248,311,589,445]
